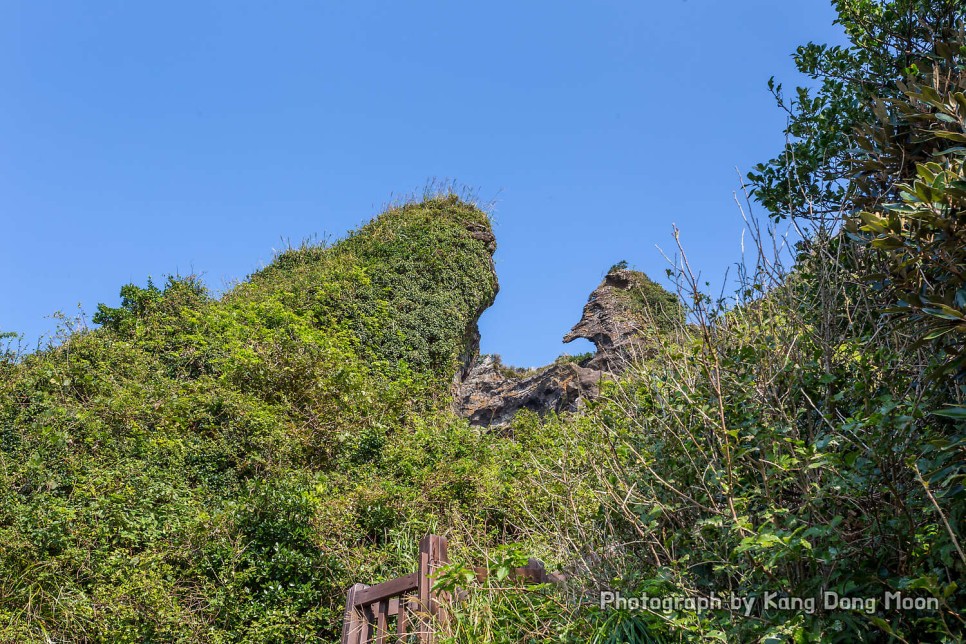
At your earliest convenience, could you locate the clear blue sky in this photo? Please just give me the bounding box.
[1,1,846,367]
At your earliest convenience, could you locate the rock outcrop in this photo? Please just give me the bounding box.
[455,355,602,427]
[455,267,682,426]
[563,267,682,371]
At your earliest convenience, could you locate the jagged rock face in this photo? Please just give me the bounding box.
[455,356,602,426]
[563,268,665,371]
[465,221,497,254]
[456,267,681,426]
[456,221,498,382]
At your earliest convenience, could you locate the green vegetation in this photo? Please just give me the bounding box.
[553,352,594,366]
[0,196,518,641]
[439,2,966,640]
[1,2,964,642]
[612,270,685,334]
[748,0,964,221]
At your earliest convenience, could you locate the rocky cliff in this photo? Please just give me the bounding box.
[455,267,682,426]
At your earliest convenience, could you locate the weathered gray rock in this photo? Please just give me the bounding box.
[563,267,680,371]
[455,355,602,426]
[455,266,682,426]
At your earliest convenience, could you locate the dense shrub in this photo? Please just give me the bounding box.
[0,195,515,642]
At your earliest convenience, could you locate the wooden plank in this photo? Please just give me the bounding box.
[418,534,450,641]
[472,562,548,584]
[397,599,408,639]
[523,559,548,584]
[417,540,430,608]
[352,572,419,607]
[423,535,444,617]
[473,566,487,582]
[435,537,449,631]
[362,603,377,643]
[547,570,568,584]
[341,583,369,644]
[416,535,435,644]
[342,535,571,644]
[375,599,389,644]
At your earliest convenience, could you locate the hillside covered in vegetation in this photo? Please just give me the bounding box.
[2,1,966,642]
[0,197,515,640]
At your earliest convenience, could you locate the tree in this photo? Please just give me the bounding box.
[748,0,965,222]
[849,26,966,377]
[751,1,966,376]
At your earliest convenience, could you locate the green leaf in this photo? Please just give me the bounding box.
[932,131,966,143]
[931,406,966,420]
[868,616,897,636]
[922,305,965,321]
[922,326,957,340]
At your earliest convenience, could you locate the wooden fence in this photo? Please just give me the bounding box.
[340,534,553,644]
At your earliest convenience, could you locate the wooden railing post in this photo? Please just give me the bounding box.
[414,534,448,643]
[341,583,369,644]
[341,534,485,643]
[338,539,569,643]
[527,558,547,583]
[338,537,575,643]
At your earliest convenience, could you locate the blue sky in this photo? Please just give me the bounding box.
[1,1,846,366]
